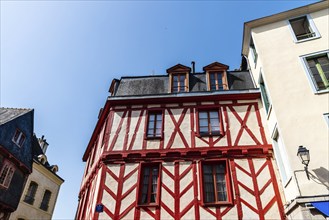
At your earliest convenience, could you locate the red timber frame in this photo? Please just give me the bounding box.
[77,92,285,220]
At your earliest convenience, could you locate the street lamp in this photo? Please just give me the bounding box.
[297,145,310,180]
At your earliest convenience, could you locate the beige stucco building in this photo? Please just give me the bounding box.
[10,135,64,220]
[242,1,329,219]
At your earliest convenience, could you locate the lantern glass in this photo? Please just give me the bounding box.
[297,146,310,166]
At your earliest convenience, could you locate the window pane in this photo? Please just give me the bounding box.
[290,16,314,40]
[307,55,329,90]
[199,112,208,119]
[209,111,218,119]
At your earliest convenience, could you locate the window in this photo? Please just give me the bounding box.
[0,160,15,188]
[324,113,329,127]
[12,129,26,147]
[40,190,51,211]
[303,52,329,92]
[138,163,161,206]
[146,111,163,139]
[289,15,319,42]
[250,37,258,65]
[209,72,224,91]
[259,74,271,114]
[201,160,232,205]
[198,110,221,136]
[272,129,291,185]
[172,73,187,92]
[24,181,38,205]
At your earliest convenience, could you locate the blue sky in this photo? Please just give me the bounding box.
[0,1,318,219]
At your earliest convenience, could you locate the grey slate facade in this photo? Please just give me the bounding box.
[113,70,254,97]
[0,108,34,219]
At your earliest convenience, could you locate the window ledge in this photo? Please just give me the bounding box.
[145,136,162,140]
[202,202,233,207]
[314,89,329,94]
[295,36,321,44]
[283,176,292,188]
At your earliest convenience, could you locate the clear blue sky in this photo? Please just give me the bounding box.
[0,1,318,219]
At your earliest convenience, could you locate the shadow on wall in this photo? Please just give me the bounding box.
[312,167,329,190]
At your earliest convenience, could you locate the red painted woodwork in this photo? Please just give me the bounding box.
[77,93,285,220]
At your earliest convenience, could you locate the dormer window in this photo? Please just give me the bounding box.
[166,64,191,93]
[172,73,187,92]
[203,62,229,91]
[209,72,224,91]
[12,129,26,147]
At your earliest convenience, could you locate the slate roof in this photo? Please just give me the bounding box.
[113,70,255,97]
[0,108,33,125]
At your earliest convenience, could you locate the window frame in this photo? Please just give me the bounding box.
[196,107,224,137]
[12,129,26,147]
[40,189,52,211]
[24,181,38,205]
[259,72,272,115]
[145,110,164,140]
[300,50,329,94]
[136,163,161,207]
[323,113,329,127]
[171,72,188,93]
[271,126,292,186]
[249,36,258,66]
[207,71,225,91]
[0,160,15,189]
[288,14,320,43]
[199,159,233,206]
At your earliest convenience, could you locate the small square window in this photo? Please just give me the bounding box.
[138,163,161,206]
[200,160,232,206]
[0,160,15,188]
[289,15,320,42]
[12,129,26,147]
[197,109,223,136]
[146,111,163,139]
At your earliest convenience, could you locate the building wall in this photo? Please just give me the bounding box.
[246,4,329,211]
[77,98,285,219]
[10,161,63,220]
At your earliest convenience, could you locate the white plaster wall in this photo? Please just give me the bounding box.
[248,8,329,201]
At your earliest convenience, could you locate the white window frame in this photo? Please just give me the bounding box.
[0,160,15,188]
[324,113,329,127]
[12,129,26,147]
[300,50,329,94]
[258,70,272,117]
[249,36,258,67]
[271,126,292,186]
[287,14,321,43]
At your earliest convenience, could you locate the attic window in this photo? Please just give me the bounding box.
[172,73,187,92]
[166,64,191,93]
[208,72,224,91]
[203,62,229,91]
[12,129,26,147]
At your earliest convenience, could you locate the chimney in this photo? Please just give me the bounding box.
[191,61,195,74]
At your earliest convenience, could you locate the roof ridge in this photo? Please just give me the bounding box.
[0,107,33,111]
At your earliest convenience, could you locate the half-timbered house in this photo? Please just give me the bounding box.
[76,62,285,220]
